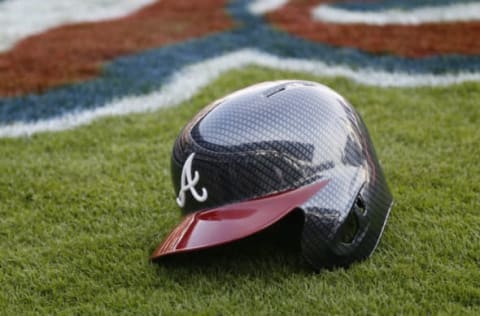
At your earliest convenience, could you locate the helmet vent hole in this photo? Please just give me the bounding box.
[265,87,286,98]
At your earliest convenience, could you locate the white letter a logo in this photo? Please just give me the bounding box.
[176,153,208,207]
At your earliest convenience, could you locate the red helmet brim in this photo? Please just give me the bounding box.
[150,179,329,260]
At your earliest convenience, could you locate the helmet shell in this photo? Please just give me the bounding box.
[168,80,393,269]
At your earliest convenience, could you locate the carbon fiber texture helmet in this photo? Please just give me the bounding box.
[151,80,393,269]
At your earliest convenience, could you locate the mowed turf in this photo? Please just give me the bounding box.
[0,67,479,314]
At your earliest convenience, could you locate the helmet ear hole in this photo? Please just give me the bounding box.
[355,195,366,215]
[338,209,359,244]
[338,195,365,244]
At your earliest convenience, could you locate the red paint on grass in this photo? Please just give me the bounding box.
[268,0,480,58]
[0,0,232,97]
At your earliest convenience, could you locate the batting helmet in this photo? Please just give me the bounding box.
[151,80,393,269]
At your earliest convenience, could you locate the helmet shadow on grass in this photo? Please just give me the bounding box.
[152,210,314,276]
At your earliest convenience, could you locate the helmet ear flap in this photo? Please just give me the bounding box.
[337,203,360,244]
[300,192,369,270]
[337,195,367,244]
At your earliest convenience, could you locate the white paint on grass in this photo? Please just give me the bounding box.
[1,48,480,138]
[0,0,156,52]
[248,0,288,15]
[312,2,480,25]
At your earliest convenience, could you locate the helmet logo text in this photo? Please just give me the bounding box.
[176,153,208,207]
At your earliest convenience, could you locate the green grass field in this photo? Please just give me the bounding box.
[1,67,479,314]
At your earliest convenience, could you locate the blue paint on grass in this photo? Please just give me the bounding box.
[1,0,479,124]
[329,0,479,11]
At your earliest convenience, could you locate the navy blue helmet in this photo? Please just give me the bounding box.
[151,80,393,269]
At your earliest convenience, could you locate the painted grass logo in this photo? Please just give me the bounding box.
[311,2,480,25]
[0,0,479,137]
